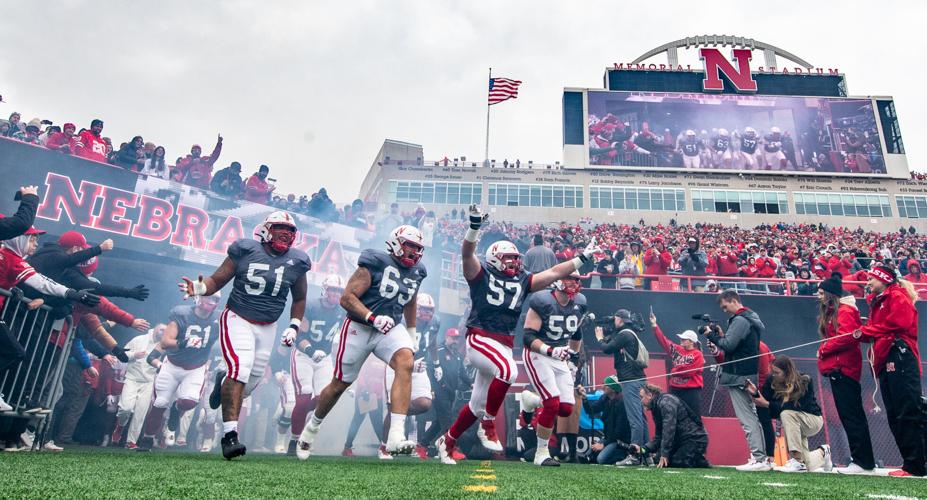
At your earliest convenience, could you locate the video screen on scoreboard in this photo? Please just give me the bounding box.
[586,90,886,175]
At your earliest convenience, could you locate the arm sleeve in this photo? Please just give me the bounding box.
[83,336,109,358]
[94,297,135,326]
[819,311,863,357]
[652,325,673,355]
[22,273,69,298]
[0,194,39,240]
[658,400,678,456]
[707,317,749,354]
[207,139,223,166]
[601,331,629,356]
[58,246,103,269]
[860,295,917,340]
[71,339,92,369]
[760,378,781,417]
[60,268,133,298]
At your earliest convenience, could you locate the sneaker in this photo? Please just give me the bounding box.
[199,438,213,453]
[888,469,915,477]
[20,430,35,449]
[125,442,138,450]
[4,444,23,452]
[287,439,297,456]
[43,441,64,452]
[220,431,246,460]
[295,422,319,461]
[774,458,807,473]
[736,458,772,472]
[477,419,503,452]
[451,449,466,461]
[0,394,12,412]
[415,444,428,460]
[110,425,123,446]
[208,371,226,410]
[836,462,874,475]
[377,444,394,460]
[435,434,458,465]
[20,398,48,415]
[820,444,833,472]
[341,447,354,457]
[100,435,111,448]
[136,436,154,452]
[164,431,176,447]
[176,439,187,447]
[615,455,639,467]
[167,404,180,432]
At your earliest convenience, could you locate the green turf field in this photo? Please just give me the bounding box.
[1,448,924,499]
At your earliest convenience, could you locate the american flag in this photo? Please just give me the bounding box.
[488,77,522,105]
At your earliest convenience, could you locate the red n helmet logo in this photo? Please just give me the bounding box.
[700,48,757,93]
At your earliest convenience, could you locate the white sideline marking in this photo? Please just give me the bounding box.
[702,475,728,480]
[865,495,919,500]
[662,471,680,474]
[762,482,792,488]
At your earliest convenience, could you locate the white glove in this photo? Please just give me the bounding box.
[413,358,427,373]
[468,204,489,230]
[372,315,395,334]
[434,364,443,381]
[581,237,601,261]
[549,346,575,361]
[311,350,326,362]
[281,327,297,347]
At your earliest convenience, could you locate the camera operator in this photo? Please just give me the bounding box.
[630,384,709,468]
[703,289,769,471]
[594,309,649,464]
[578,376,630,465]
[856,263,925,477]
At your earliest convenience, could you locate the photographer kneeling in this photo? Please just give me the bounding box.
[746,356,832,473]
[579,376,630,465]
[630,384,709,468]
[595,309,649,465]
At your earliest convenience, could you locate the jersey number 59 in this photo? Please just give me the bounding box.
[546,315,578,341]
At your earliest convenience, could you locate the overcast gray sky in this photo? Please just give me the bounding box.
[2,1,924,205]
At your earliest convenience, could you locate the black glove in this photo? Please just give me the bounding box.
[65,288,101,307]
[111,347,129,363]
[126,285,150,301]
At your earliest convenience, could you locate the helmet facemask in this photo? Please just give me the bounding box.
[268,224,296,253]
[396,240,424,268]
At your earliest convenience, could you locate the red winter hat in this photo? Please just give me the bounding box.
[78,255,98,275]
[58,231,89,249]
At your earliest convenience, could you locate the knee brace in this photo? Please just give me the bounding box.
[557,403,574,418]
[538,396,560,429]
[176,399,198,412]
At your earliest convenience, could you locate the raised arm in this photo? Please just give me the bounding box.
[178,257,236,298]
[531,239,599,292]
[462,204,489,281]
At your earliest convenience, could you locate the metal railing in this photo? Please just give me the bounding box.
[0,287,74,443]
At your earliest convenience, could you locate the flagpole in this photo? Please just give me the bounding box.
[484,67,491,167]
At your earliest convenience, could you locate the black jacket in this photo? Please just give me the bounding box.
[430,345,470,394]
[706,308,763,377]
[27,243,136,298]
[600,327,645,381]
[645,393,708,457]
[582,393,629,445]
[210,167,244,197]
[0,193,39,240]
[760,375,821,419]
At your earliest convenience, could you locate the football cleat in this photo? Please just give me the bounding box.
[167,404,181,432]
[208,371,226,410]
[341,447,354,457]
[377,444,394,460]
[415,444,428,460]
[287,439,298,456]
[200,438,213,453]
[110,425,123,446]
[385,433,415,456]
[164,431,176,447]
[537,457,560,467]
[125,442,138,450]
[435,434,457,465]
[295,423,319,461]
[477,419,503,452]
[136,436,154,452]
[221,431,246,460]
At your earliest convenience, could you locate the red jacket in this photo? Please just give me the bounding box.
[45,132,77,154]
[860,284,920,376]
[643,247,671,276]
[755,256,777,278]
[827,257,854,280]
[75,130,108,163]
[817,295,863,381]
[178,140,222,189]
[653,325,704,389]
[717,252,739,276]
[244,174,273,203]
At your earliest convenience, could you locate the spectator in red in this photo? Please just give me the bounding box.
[244,164,275,203]
[739,257,758,277]
[644,237,671,276]
[177,134,222,189]
[716,244,740,277]
[857,264,924,477]
[755,247,778,278]
[75,119,108,163]
[903,259,927,300]
[46,123,77,154]
[648,311,704,416]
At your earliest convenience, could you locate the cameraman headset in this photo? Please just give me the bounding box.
[594,309,649,463]
[702,289,770,471]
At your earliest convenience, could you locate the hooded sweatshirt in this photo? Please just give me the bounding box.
[860,284,920,376]
[817,294,863,381]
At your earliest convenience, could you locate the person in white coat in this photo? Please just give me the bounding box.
[112,324,165,448]
[618,253,640,290]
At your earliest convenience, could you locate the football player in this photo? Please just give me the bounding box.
[435,205,598,465]
[762,127,787,170]
[286,273,346,454]
[273,370,296,454]
[380,292,438,460]
[180,211,311,460]
[737,127,760,170]
[295,225,427,460]
[708,128,732,168]
[677,130,702,169]
[522,272,587,466]
[136,292,222,451]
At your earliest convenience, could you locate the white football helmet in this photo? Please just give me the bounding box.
[744,127,756,137]
[417,292,435,309]
[257,211,297,253]
[486,240,522,277]
[718,128,729,137]
[770,126,781,134]
[417,292,435,322]
[386,225,425,267]
[685,129,695,137]
[553,271,582,298]
[321,274,345,306]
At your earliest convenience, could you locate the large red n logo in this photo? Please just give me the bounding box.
[700,48,757,93]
